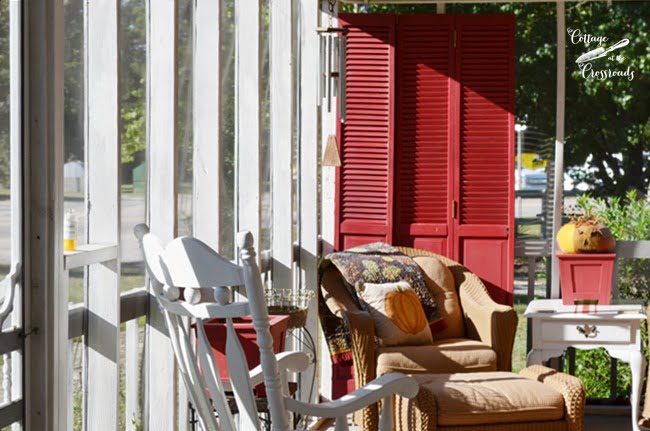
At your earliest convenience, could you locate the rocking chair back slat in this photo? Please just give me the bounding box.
[224,317,261,431]
[195,320,237,431]
[164,312,220,431]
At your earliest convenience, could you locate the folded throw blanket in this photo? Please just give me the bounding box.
[319,242,445,365]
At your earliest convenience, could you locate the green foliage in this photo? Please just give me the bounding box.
[121,87,145,164]
[0,132,8,188]
[64,0,85,161]
[576,190,650,241]
[120,0,147,166]
[563,4,650,196]
[574,348,631,399]
[576,190,650,301]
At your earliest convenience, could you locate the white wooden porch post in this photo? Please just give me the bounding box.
[24,1,67,429]
[145,0,179,429]
[299,0,321,403]
[84,0,121,429]
[270,0,295,290]
[9,0,23,427]
[193,0,222,252]
[318,0,338,400]
[550,1,566,299]
[235,0,263,260]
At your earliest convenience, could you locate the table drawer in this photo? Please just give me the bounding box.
[540,321,631,344]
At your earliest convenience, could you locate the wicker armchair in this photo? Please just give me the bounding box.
[320,247,518,431]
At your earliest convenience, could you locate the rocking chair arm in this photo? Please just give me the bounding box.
[284,373,418,418]
[247,351,311,388]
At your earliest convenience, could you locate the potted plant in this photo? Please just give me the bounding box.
[556,210,617,305]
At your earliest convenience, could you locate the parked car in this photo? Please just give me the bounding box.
[515,168,547,191]
[516,168,581,192]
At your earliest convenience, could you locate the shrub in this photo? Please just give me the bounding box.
[576,190,650,302]
[571,191,650,400]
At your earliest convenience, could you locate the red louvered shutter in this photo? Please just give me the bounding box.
[455,14,515,305]
[336,14,396,251]
[394,15,455,257]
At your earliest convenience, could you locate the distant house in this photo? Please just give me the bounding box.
[133,162,146,193]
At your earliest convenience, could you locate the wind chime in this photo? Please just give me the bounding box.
[318,0,346,167]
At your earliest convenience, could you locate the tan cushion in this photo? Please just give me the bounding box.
[376,338,497,376]
[413,256,465,340]
[413,372,565,426]
[357,281,433,347]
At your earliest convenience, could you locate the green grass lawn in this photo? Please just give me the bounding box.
[516,220,542,239]
[512,294,529,373]
[68,265,146,304]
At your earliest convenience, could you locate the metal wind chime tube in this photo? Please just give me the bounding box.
[325,34,331,112]
[332,32,339,113]
[318,36,325,106]
[338,34,346,123]
[317,0,347,117]
[318,0,347,166]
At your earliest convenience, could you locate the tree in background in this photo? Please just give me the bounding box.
[0,0,8,188]
[120,0,147,167]
[342,2,650,197]
[563,3,650,196]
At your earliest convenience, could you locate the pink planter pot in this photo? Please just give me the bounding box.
[198,315,289,396]
[556,252,616,305]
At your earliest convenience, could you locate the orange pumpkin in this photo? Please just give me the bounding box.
[384,285,427,335]
[574,222,616,253]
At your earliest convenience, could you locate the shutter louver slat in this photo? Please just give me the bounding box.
[394,15,454,256]
[336,14,395,250]
[458,20,513,227]
[456,15,515,305]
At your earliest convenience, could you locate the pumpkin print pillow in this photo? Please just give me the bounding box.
[357,281,433,347]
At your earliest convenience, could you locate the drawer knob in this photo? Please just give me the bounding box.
[576,324,599,338]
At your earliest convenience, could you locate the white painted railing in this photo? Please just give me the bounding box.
[67,287,148,430]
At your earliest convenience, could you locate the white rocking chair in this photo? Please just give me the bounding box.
[135,224,418,431]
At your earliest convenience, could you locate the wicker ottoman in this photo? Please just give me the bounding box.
[394,365,585,431]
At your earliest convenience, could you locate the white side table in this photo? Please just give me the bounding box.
[525,299,646,431]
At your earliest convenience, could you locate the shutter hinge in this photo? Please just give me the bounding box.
[453,29,457,48]
[452,200,458,219]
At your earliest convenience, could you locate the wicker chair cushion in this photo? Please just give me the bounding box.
[413,256,465,340]
[376,338,497,376]
[413,372,565,426]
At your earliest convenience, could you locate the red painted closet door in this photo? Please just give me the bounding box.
[394,15,455,257]
[454,15,515,305]
[335,14,396,251]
